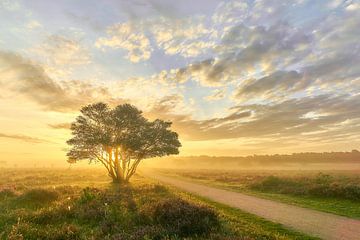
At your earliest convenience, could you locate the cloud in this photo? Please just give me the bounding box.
[171,58,225,86]
[95,14,216,62]
[146,94,195,118]
[0,0,21,11]
[204,89,226,101]
[28,34,92,79]
[48,123,71,129]
[95,22,152,63]
[0,132,47,143]
[162,21,311,87]
[212,1,249,26]
[147,94,360,142]
[26,20,42,30]
[1,0,360,155]
[158,3,360,106]
[33,35,91,66]
[346,3,360,11]
[234,71,304,101]
[0,51,122,112]
[150,16,215,58]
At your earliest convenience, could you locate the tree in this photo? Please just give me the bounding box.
[66,102,181,182]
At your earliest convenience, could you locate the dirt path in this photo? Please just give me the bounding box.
[144,172,360,240]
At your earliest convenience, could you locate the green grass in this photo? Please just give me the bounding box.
[237,190,360,219]
[157,169,360,219]
[0,168,317,240]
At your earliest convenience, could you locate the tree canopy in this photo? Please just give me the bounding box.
[67,102,181,182]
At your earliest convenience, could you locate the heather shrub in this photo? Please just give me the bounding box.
[16,189,59,206]
[342,184,360,200]
[250,173,360,201]
[250,176,304,194]
[10,222,81,240]
[150,198,219,237]
[315,173,333,185]
[0,189,16,200]
[78,197,103,215]
[152,184,168,194]
[54,185,79,195]
[30,204,75,225]
[130,225,166,240]
[308,185,333,197]
[78,187,102,204]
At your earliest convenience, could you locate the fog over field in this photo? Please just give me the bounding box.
[143,150,360,170]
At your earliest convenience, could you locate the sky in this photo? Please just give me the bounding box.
[0,0,360,167]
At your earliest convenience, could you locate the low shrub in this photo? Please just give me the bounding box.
[342,184,360,200]
[54,185,79,195]
[130,225,166,240]
[308,185,333,197]
[9,222,81,240]
[30,204,75,225]
[250,174,360,201]
[0,189,16,200]
[308,183,360,201]
[250,176,304,194]
[76,198,106,222]
[150,198,219,237]
[16,189,59,206]
[315,173,333,185]
[46,224,81,240]
[152,184,168,194]
[78,187,102,204]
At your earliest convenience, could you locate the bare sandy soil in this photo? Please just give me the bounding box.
[144,172,360,240]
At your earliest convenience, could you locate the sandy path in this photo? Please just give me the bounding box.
[144,173,360,240]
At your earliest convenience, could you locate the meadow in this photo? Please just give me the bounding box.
[0,168,317,240]
[156,169,360,219]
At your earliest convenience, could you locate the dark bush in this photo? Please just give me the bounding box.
[152,184,168,194]
[78,187,102,204]
[251,176,282,190]
[308,185,333,197]
[74,187,107,222]
[315,173,333,185]
[250,176,303,194]
[0,189,16,200]
[250,174,360,201]
[17,189,59,206]
[342,184,360,200]
[76,198,106,222]
[130,225,166,240]
[150,198,219,237]
[100,219,123,235]
[30,205,75,225]
[54,185,79,195]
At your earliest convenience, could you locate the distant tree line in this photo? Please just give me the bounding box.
[156,150,360,168]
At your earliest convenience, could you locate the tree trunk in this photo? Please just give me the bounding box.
[112,164,128,184]
[111,175,126,184]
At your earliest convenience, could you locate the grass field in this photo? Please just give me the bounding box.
[155,169,360,219]
[0,168,317,240]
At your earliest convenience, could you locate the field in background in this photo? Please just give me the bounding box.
[143,151,360,171]
[0,169,316,240]
[155,169,360,219]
